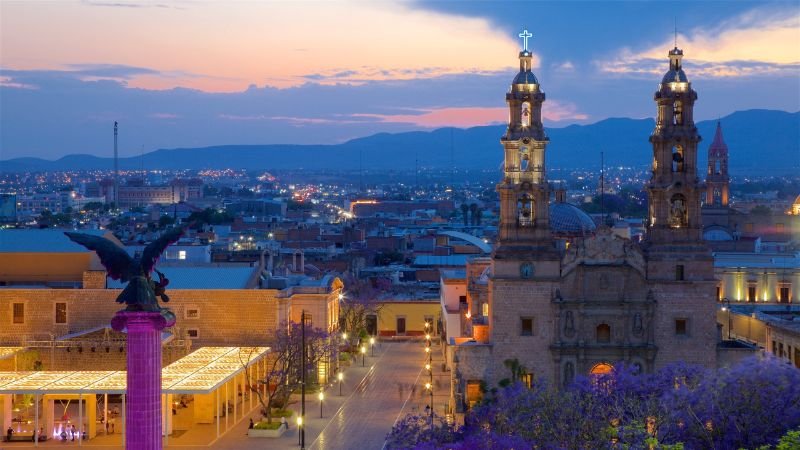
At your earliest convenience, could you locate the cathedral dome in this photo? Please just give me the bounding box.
[661,68,688,84]
[549,203,596,235]
[513,69,539,85]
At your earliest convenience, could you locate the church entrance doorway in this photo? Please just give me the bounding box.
[589,362,614,376]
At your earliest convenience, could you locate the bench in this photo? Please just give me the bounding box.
[4,434,48,442]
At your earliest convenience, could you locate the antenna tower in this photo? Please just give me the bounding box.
[114,122,119,207]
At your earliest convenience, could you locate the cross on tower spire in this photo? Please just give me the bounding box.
[519,29,533,51]
[674,18,677,48]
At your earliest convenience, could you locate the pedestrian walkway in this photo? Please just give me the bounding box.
[0,339,447,449]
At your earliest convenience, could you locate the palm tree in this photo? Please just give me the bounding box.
[469,203,478,226]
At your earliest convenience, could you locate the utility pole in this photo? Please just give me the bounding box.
[300,310,306,450]
[113,122,119,208]
[600,150,605,225]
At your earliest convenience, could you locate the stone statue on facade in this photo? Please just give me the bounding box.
[65,226,185,313]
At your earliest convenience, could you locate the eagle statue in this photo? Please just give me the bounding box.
[64,226,186,312]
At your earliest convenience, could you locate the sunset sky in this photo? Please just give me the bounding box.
[1,0,798,159]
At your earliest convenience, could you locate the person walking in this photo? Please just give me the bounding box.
[249,418,254,429]
[71,425,77,441]
[6,426,13,442]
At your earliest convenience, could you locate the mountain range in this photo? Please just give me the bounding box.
[1,109,797,174]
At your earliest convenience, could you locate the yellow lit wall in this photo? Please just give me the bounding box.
[377,301,440,337]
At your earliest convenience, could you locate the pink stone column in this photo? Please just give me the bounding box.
[112,310,175,450]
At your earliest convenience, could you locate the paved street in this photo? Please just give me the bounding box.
[1,339,449,450]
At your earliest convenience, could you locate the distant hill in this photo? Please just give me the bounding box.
[2,109,797,174]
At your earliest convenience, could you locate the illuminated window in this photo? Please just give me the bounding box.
[178,250,187,260]
[12,303,24,324]
[522,373,533,389]
[482,303,489,317]
[55,303,67,324]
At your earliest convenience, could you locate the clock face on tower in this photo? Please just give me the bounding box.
[520,262,534,279]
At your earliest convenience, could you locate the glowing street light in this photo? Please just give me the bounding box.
[425,382,433,421]
[337,372,344,396]
[361,346,366,366]
[297,416,303,446]
[370,337,375,357]
[318,392,324,418]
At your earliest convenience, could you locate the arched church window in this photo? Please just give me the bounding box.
[669,194,688,228]
[715,160,721,175]
[517,193,533,226]
[713,189,721,206]
[521,102,531,127]
[671,145,684,172]
[596,323,611,343]
[673,101,683,125]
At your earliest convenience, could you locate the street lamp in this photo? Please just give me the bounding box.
[337,372,343,396]
[361,346,366,367]
[370,337,375,357]
[425,382,433,422]
[721,297,732,340]
[297,416,303,446]
[318,392,324,418]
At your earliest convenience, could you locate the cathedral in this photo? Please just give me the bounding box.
[446,39,718,408]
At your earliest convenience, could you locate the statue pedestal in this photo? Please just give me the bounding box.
[112,310,175,450]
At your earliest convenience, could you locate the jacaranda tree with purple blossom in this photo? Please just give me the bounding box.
[386,355,800,449]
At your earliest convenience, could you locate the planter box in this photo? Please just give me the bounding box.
[248,426,286,438]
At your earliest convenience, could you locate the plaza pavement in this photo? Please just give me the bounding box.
[0,339,449,450]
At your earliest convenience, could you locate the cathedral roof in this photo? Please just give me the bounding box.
[661,68,688,84]
[513,70,538,85]
[549,203,597,235]
[709,121,728,157]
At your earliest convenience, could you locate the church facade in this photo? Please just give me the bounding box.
[447,42,717,410]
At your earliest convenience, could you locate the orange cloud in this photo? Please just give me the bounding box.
[598,8,800,78]
[1,1,530,92]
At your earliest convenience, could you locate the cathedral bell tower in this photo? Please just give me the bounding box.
[497,39,551,245]
[704,121,730,207]
[646,46,703,244]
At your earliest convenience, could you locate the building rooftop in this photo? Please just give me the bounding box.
[0,346,268,395]
[414,255,470,267]
[441,270,466,280]
[0,229,109,253]
[108,266,257,290]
